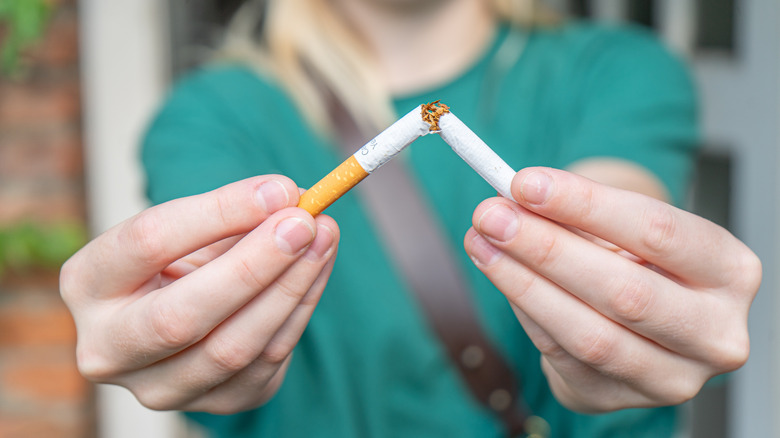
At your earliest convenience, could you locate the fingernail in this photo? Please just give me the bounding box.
[275,217,315,255]
[256,180,290,214]
[304,224,335,261]
[470,233,502,266]
[478,205,518,242]
[521,171,552,205]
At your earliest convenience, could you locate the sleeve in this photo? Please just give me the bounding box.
[556,25,700,206]
[140,68,267,205]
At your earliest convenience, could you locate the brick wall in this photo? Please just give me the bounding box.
[0,0,94,437]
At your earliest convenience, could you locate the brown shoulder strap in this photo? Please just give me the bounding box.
[334,110,533,436]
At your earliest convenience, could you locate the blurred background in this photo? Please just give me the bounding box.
[0,0,777,437]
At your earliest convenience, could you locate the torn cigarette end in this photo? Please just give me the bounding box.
[297,100,517,216]
[298,155,369,216]
[421,100,450,132]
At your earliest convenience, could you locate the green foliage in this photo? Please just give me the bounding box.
[0,0,83,279]
[0,0,52,76]
[0,221,87,279]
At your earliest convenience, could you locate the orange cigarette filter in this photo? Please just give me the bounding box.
[297,100,517,216]
[298,155,369,216]
[297,103,442,216]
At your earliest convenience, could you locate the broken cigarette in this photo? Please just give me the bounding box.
[297,105,430,215]
[438,112,515,199]
[297,100,516,215]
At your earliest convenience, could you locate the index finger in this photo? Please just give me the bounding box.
[511,167,748,287]
[63,175,301,299]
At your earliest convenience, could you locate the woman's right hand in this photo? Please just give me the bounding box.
[60,175,339,414]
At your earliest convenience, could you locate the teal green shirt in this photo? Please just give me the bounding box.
[142,22,698,438]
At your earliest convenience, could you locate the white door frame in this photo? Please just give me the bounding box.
[79,1,184,437]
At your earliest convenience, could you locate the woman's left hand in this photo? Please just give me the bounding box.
[464,166,761,412]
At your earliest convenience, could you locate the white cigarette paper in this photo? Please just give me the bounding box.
[298,105,431,216]
[354,105,431,173]
[438,112,516,199]
[299,101,517,216]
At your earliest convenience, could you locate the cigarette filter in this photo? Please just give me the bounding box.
[297,100,517,216]
[298,105,430,215]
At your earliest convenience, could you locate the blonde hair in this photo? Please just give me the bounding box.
[219,0,559,137]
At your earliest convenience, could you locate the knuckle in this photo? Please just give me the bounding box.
[710,329,750,372]
[732,249,763,296]
[610,276,654,323]
[696,300,751,372]
[258,341,293,365]
[235,258,271,292]
[503,273,542,305]
[210,188,233,229]
[574,325,615,368]
[149,299,198,350]
[528,233,561,268]
[125,212,168,267]
[575,181,599,225]
[76,344,121,382]
[274,278,308,304]
[134,387,182,411]
[659,373,705,406]
[206,337,259,374]
[535,336,569,362]
[640,207,678,256]
[58,256,81,304]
